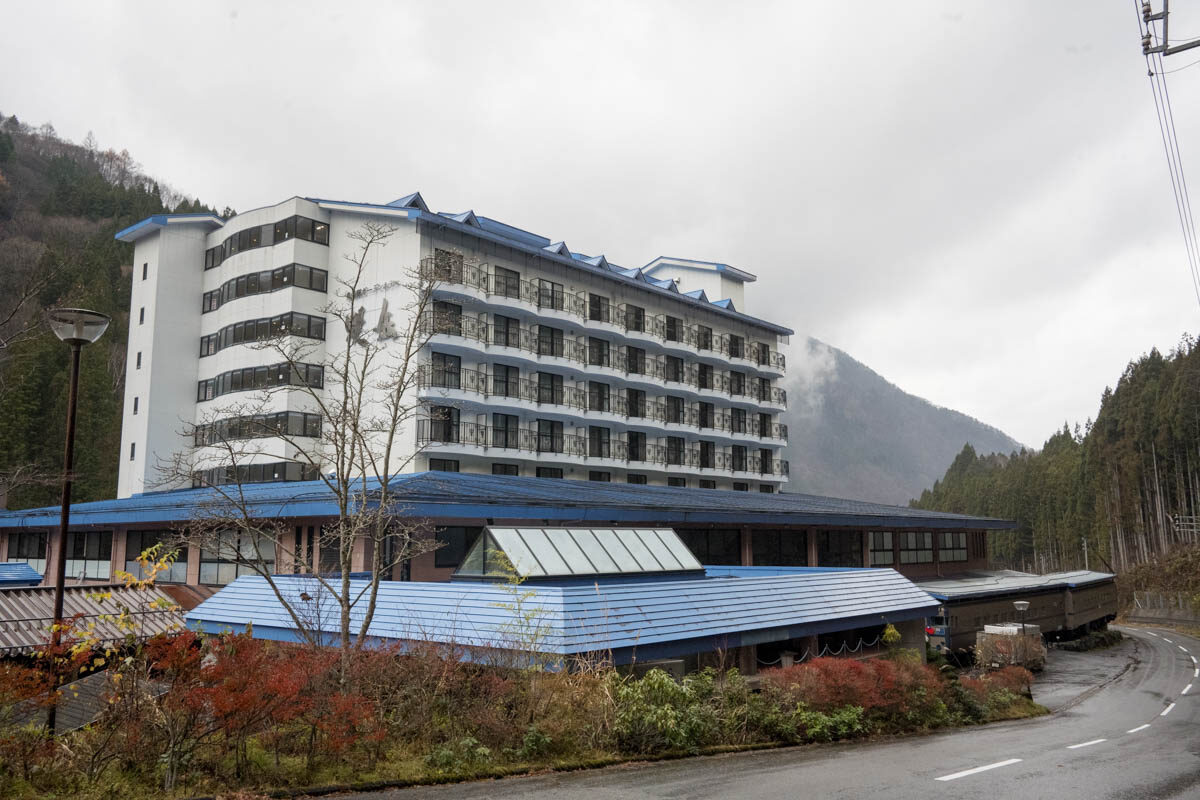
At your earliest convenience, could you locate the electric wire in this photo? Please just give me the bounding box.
[1136,1,1200,312]
[1157,55,1200,74]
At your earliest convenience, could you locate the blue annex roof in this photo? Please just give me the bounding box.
[0,563,42,587]
[0,473,1017,531]
[186,566,940,664]
[915,569,1115,601]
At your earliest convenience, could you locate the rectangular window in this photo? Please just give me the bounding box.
[492,413,519,449]
[758,412,772,439]
[759,484,775,494]
[492,364,519,397]
[588,337,609,367]
[433,301,462,335]
[7,531,47,575]
[434,527,481,569]
[625,346,645,375]
[129,442,136,461]
[757,377,771,402]
[677,529,740,565]
[698,402,715,429]
[588,293,611,322]
[537,278,563,310]
[588,471,611,482]
[665,396,684,424]
[699,479,716,489]
[627,388,646,418]
[899,531,934,564]
[731,445,747,472]
[664,315,682,342]
[668,477,686,487]
[492,463,519,476]
[588,381,610,412]
[697,363,713,389]
[428,458,460,472]
[125,530,188,583]
[696,325,713,350]
[493,314,520,348]
[699,440,715,468]
[627,474,648,485]
[429,406,460,443]
[537,325,563,357]
[295,217,314,242]
[729,371,746,396]
[588,425,611,458]
[142,262,148,281]
[759,447,774,475]
[431,352,461,389]
[624,304,645,332]
[537,467,563,479]
[537,372,563,405]
[664,355,684,382]
[136,351,143,368]
[628,431,646,462]
[132,396,139,415]
[730,408,746,433]
[199,531,276,585]
[666,436,685,465]
[312,220,329,245]
[732,482,749,491]
[63,531,113,580]
[938,531,968,562]
[817,531,864,568]
[728,335,744,358]
[537,419,563,453]
[870,532,895,566]
[756,342,771,365]
[753,530,808,566]
[493,266,520,298]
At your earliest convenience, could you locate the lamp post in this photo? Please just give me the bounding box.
[45,308,110,733]
[1013,599,1030,636]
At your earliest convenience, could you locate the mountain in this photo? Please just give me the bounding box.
[781,338,1023,505]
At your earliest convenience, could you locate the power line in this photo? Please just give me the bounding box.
[1157,55,1200,74]
[1136,0,1200,312]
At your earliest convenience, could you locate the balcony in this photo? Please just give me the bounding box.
[416,419,789,478]
[420,257,787,374]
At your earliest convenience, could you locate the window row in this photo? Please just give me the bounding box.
[421,251,786,370]
[6,531,113,580]
[417,410,787,474]
[202,263,328,312]
[420,309,788,404]
[197,362,325,402]
[192,461,321,488]
[199,312,326,356]
[194,411,322,446]
[427,460,776,491]
[418,357,788,439]
[868,530,972,566]
[204,215,329,269]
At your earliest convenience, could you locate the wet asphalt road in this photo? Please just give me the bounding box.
[347,626,1200,800]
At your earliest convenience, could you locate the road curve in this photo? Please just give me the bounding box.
[353,626,1200,800]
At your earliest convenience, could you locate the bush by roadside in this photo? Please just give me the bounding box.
[1057,629,1123,652]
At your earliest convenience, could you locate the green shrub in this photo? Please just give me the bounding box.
[424,736,493,773]
[611,668,718,754]
[793,705,865,742]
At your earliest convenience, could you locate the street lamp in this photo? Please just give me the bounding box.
[1013,600,1030,636]
[45,308,110,732]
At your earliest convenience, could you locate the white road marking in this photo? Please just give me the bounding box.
[1161,703,1176,716]
[935,758,1023,781]
[1164,638,1174,644]
[1147,631,1159,637]
[1180,645,1189,652]
[1128,724,1151,733]
[1067,739,1107,749]
[1192,655,1197,664]
[1184,684,1192,695]
[1194,668,1199,678]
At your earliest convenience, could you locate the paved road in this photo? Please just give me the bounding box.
[352,626,1200,800]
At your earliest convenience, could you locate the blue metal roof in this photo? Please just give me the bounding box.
[0,563,42,587]
[186,566,939,664]
[0,472,1017,531]
[114,213,225,243]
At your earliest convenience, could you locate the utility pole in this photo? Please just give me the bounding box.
[1142,0,1200,57]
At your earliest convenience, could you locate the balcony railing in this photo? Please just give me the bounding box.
[420,257,786,372]
[416,419,790,476]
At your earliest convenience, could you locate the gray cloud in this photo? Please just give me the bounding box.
[3,0,1198,446]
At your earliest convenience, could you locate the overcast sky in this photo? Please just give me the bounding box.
[3,1,1199,447]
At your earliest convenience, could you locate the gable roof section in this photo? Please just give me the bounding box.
[114,213,225,243]
[387,192,429,211]
[0,472,1017,531]
[643,256,758,284]
[186,567,939,663]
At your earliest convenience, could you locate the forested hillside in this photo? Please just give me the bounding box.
[0,113,218,510]
[914,337,1200,575]
[782,339,1023,505]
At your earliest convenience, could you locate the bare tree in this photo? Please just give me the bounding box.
[161,221,447,668]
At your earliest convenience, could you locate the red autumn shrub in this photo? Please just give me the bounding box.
[987,666,1032,695]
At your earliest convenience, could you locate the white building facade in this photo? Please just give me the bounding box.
[116,193,791,499]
